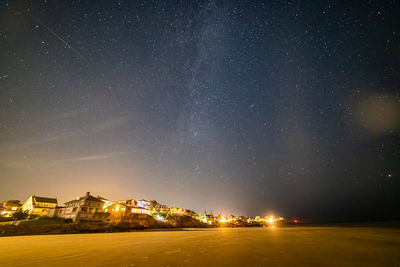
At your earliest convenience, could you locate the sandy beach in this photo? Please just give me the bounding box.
[0,227,399,266]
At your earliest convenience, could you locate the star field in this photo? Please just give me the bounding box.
[0,0,399,221]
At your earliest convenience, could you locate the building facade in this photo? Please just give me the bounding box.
[58,192,109,222]
[0,200,22,217]
[21,195,58,217]
[118,199,151,215]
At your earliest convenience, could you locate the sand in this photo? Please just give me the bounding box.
[0,227,399,266]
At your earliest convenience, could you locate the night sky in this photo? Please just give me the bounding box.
[1,0,399,222]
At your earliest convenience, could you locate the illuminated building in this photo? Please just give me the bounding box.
[0,200,22,217]
[169,207,185,215]
[137,199,151,209]
[21,195,58,217]
[118,199,151,215]
[217,214,235,223]
[57,192,109,222]
[201,212,218,225]
[117,199,137,207]
[153,203,168,213]
[103,203,128,223]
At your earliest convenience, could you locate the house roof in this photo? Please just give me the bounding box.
[2,200,21,207]
[85,195,103,202]
[65,194,103,204]
[117,199,137,203]
[108,203,128,208]
[96,196,109,202]
[33,196,58,204]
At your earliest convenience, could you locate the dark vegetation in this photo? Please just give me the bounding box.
[0,215,213,237]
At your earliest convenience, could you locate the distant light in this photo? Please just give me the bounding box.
[268,216,276,223]
[155,215,165,222]
[294,219,299,223]
[219,216,227,223]
[388,173,392,178]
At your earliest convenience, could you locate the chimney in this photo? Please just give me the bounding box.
[86,192,90,197]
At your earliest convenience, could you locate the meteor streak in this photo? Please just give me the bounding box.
[31,15,88,63]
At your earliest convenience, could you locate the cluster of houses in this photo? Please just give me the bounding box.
[1,192,286,225]
[1,192,202,223]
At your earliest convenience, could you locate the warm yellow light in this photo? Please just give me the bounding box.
[219,216,227,223]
